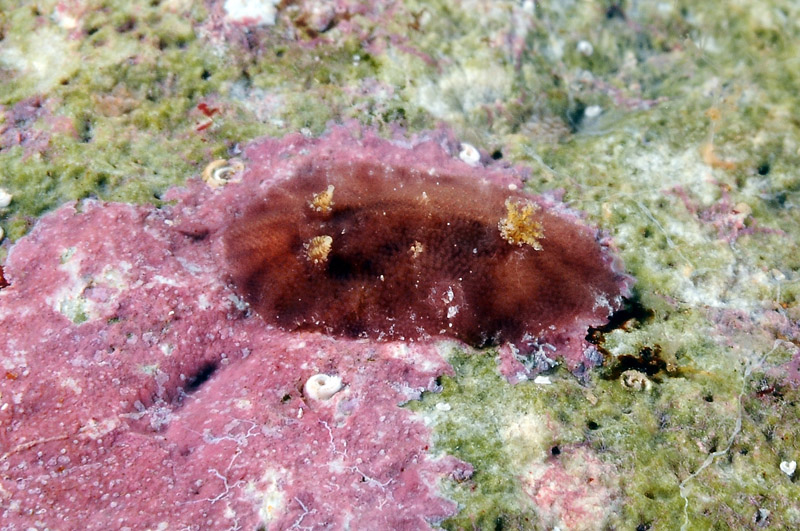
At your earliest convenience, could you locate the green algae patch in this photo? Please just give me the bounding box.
[0,0,261,241]
[414,324,800,528]
[387,0,711,154]
[0,21,80,100]
[409,350,543,529]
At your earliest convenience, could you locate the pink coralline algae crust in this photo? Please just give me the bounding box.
[520,447,620,531]
[0,96,75,155]
[708,306,800,387]
[671,183,784,243]
[0,124,624,528]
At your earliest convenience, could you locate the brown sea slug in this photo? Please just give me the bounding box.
[223,155,628,349]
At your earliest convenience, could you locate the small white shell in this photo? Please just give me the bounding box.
[0,188,12,208]
[304,374,343,401]
[577,40,594,56]
[584,105,602,118]
[780,460,796,477]
[620,369,652,392]
[458,143,481,166]
[202,159,244,189]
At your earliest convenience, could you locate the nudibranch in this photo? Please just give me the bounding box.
[223,154,630,350]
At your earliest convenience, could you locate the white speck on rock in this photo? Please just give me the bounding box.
[533,375,552,385]
[224,0,280,26]
[585,105,602,118]
[459,143,481,166]
[304,374,343,401]
[0,188,11,208]
[435,402,452,412]
[577,40,594,56]
[780,460,796,477]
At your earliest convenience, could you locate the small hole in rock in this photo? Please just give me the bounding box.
[186,361,218,392]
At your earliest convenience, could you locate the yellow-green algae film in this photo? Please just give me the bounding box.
[2,0,800,528]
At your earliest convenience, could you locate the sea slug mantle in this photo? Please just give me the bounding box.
[210,124,632,371]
